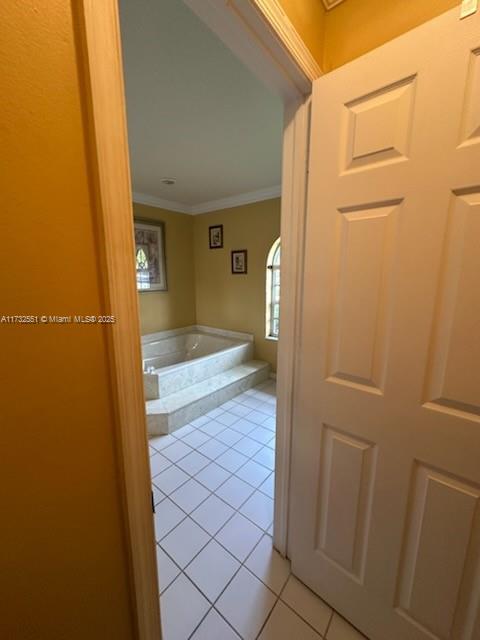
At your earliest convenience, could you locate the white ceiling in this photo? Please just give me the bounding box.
[119,0,283,210]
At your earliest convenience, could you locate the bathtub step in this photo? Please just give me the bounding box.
[146,360,270,435]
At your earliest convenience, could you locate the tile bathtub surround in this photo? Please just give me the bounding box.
[150,381,368,640]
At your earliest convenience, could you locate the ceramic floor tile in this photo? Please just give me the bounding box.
[150,433,176,451]
[160,517,210,569]
[215,448,249,473]
[235,459,272,488]
[214,475,255,509]
[169,478,210,514]
[198,438,228,461]
[228,403,253,418]
[327,614,367,639]
[156,544,180,594]
[161,440,193,463]
[216,567,276,640]
[258,601,321,640]
[149,446,157,457]
[265,436,275,450]
[215,411,240,427]
[191,608,240,640]
[199,420,227,437]
[219,399,239,411]
[173,423,195,439]
[154,498,185,541]
[205,407,225,419]
[262,416,276,432]
[155,465,190,495]
[252,446,275,471]
[281,575,332,637]
[215,428,243,447]
[256,402,276,417]
[258,473,275,499]
[191,493,235,536]
[232,436,263,458]
[244,535,290,595]
[215,512,263,562]
[160,573,210,640]
[239,396,264,410]
[244,409,269,425]
[176,450,210,476]
[195,462,231,492]
[185,539,240,603]
[191,415,210,428]
[240,490,274,530]
[230,418,257,436]
[150,452,172,478]
[152,483,165,506]
[181,429,211,449]
[248,426,275,445]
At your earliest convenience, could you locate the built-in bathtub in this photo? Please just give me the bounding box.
[141,326,270,434]
[143,329,253,400]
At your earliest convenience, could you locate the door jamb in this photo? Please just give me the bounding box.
[73,1,319,637]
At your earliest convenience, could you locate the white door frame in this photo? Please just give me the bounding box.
[74,1,320,637]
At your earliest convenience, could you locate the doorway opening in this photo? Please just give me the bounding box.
[118,0,291,637]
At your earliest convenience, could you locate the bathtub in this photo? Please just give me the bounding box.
[142,327,254,400]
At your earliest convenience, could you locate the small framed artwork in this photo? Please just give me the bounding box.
[231,249,248,274]
[209,224,223,249]
[134,218,168,291]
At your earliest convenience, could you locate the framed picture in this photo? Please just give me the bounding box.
[231,249,248,274]
[134,218,167,291]
[209,224,223,249]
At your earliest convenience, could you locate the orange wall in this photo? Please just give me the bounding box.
[277,0,325,67]
[279,0,458,72]
[0,2,135,639]
[323,0,458,70]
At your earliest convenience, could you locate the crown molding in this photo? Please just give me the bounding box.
[132,191,190,213]
[190,185,281,214]
[252,0,323,80]
[132,185,281,215]
[322,0,346,9]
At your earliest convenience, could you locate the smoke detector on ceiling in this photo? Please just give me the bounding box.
[160,177,176,186]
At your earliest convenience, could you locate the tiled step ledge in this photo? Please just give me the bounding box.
[146,360,270,435]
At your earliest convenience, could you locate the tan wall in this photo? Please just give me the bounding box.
[323,0,458,70]
[0,3,135,639]
[134,203,196,335]
[193,199,281,370]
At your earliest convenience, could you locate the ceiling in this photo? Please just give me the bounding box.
[119,0,283,212]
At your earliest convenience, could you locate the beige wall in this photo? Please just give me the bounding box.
[0,2,135,639]
[134,203,196,335]
[193,199,281,370]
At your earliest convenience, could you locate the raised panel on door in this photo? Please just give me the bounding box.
[396,464,480,640]
[424,190,480,419]
[327,201,400,394]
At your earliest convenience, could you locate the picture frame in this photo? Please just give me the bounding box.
[209,224,223,249]
[134,218,168,292]
[231,249,248,274]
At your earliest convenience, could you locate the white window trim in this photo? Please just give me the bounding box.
[266,237,281,340]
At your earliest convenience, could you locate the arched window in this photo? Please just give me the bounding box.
[266,238,281,339]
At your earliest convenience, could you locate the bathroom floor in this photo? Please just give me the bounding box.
[149,380,366,640]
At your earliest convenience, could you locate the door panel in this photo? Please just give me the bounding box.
[289,8,480,640]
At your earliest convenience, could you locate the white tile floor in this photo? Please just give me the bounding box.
[150,380,367,640]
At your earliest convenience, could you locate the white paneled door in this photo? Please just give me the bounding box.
[289,8,480,640]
